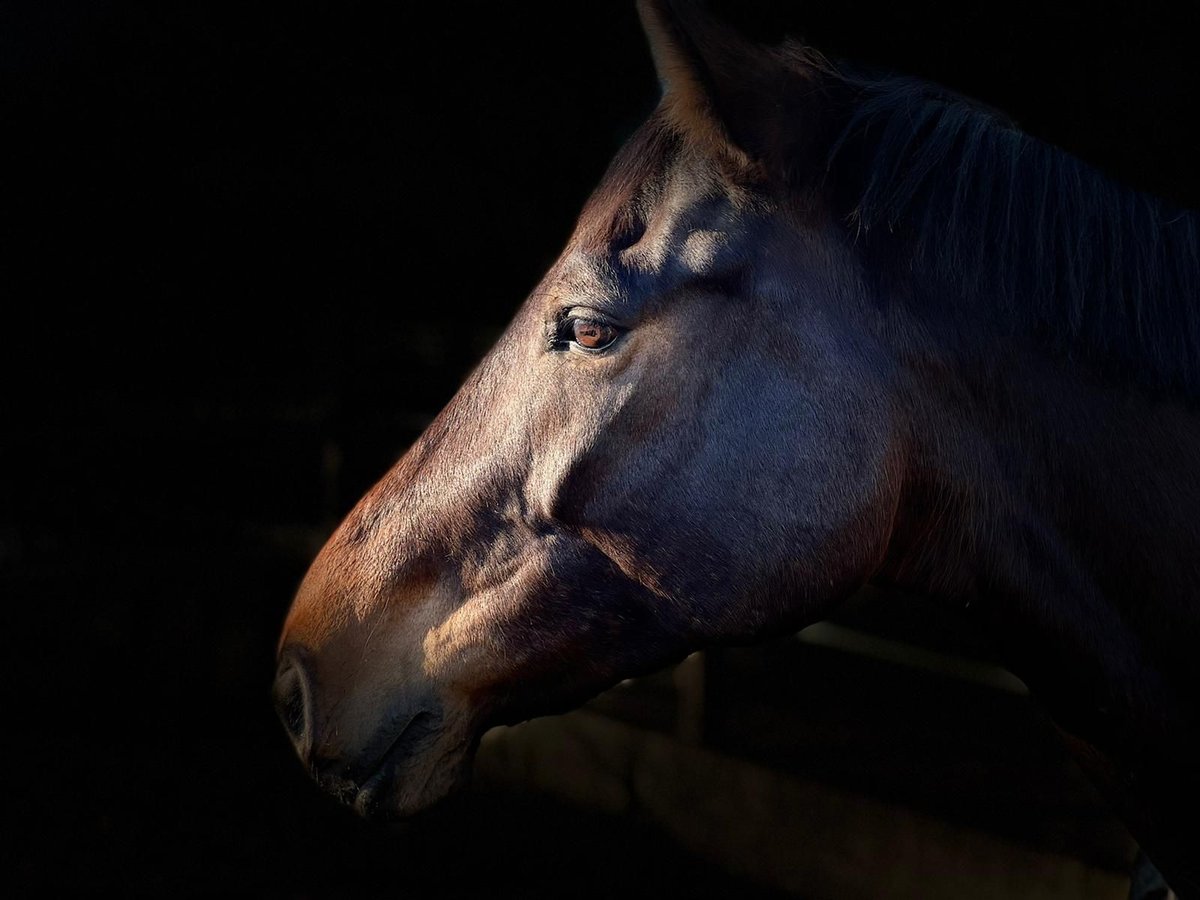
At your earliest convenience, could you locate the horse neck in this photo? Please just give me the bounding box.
[875,302,1200,742]
[867,301,1200,879]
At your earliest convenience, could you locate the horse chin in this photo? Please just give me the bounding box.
[343,711,478,822]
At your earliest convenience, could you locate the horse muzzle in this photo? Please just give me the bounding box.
[272,645,463,820]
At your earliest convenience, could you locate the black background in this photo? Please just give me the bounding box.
[4,2,1197,896]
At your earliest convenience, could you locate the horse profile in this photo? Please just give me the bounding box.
[273,2,1199,894]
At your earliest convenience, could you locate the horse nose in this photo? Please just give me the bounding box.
[273,646,313,761]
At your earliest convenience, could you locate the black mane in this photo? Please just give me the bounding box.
[825,70,1200,397]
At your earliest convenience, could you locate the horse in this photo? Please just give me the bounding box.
[272,2,1200,894]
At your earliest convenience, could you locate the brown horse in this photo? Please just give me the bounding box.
[274,2,1200,894]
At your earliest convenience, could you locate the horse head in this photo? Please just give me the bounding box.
[274,0,902,820]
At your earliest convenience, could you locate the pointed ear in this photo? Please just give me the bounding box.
[636,0,828,180]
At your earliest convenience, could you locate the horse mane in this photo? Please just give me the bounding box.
[819,63,1200,398]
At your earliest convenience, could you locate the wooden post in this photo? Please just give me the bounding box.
[673,651,705,745]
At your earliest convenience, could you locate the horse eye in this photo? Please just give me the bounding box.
[568,318,619,351]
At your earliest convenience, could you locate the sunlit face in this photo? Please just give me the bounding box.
[274,109,900,819]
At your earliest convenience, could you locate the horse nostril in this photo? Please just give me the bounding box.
[273,648,313,759]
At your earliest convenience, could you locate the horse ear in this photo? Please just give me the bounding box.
[636,0,823,176]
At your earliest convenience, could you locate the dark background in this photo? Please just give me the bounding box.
[3,1,1197,896]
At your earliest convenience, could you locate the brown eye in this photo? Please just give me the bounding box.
[570,318,619,351]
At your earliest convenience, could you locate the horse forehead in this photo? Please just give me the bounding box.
[557,199,749,304]
[633,166,749,266]
[550,244,707,310]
